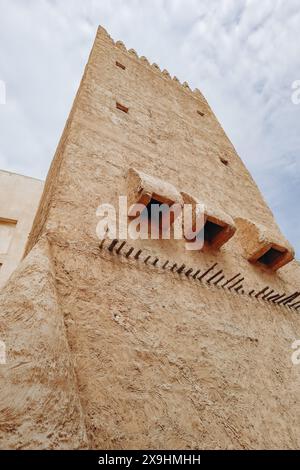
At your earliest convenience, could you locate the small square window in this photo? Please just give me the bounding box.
[257,246,287,269]
[127,168,183,236]
[180,191,236,251]
[235,218,295,271]
[196,218,232,250]
[141,198,168,236]
[203,220,224,244]
[144,198,164,221]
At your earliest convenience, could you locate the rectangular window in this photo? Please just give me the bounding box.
[116,102,129,113]
[257,246,287,269]
[116,61,126,70]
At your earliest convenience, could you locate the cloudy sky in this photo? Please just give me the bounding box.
[0,0,299,257]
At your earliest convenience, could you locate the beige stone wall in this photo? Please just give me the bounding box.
[52,243,300,449]
[0,170,43,288]
[0,239,88,449]
[1,27,300,449]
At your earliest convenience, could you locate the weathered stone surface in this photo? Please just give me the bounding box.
[0,25,300,449]
[49,245,300,449]
[0,239,87,449]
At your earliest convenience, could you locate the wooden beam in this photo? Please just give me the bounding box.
[125,247,134,258]
[222,273,241,288]
[198,263,218,281]
[207,270,223,284]
[255,286,269,299]
[116,241,126,254]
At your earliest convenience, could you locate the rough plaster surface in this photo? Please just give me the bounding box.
[0,239,87,449]
[54,244,300,449]
[0,27,300,449]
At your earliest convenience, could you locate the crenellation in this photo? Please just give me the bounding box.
[115,40,127,51]
[107,27,206,101]
[128,48,138,58]
[140,55,150,65]
[151,62,161,72]
[162,69,171,79]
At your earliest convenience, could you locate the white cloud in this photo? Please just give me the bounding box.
[0,0,299,256]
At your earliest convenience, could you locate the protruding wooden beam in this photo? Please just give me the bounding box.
[280,292,300,306]
[266,293,282,302]
[162,261,169,269]
[228,278,244,291]
[153,258,159,266]
[265,291,279,301]
[125,247,134,258]
[222,273,241,288]
[235,285,244,294]
[255,286,269,299]
[198,263,218,281]
[171,263,177,272]
[177,264,186,274]
[207,270,223,284]
[193,270,201,279]
[116,241,126,254]
[108,239,119,252]
[248,290,255,296]
[272,293,286,303]
[185,268,193,277]
[262,289,273,300]
[99,238,106,249]
[214,275,225,286]
[134,250,142,260]
[144,255,151,264]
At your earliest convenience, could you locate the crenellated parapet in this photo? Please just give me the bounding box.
[97,25,208,104]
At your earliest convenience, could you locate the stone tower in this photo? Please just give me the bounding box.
[1,27,300,450]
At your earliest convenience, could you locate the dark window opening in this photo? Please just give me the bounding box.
[203,220,224,244]
[116,102,129,113]
[116,61,126,70]
[197,110,205,117]
[257,247,286,267]
[144,198,165,227]
[140,198,172,236]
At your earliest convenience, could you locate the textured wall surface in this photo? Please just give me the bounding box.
[0,239,88,449]
[53,243,300,449]
[0,27,300,449]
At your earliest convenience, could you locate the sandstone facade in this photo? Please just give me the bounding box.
[0,27,300,449]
